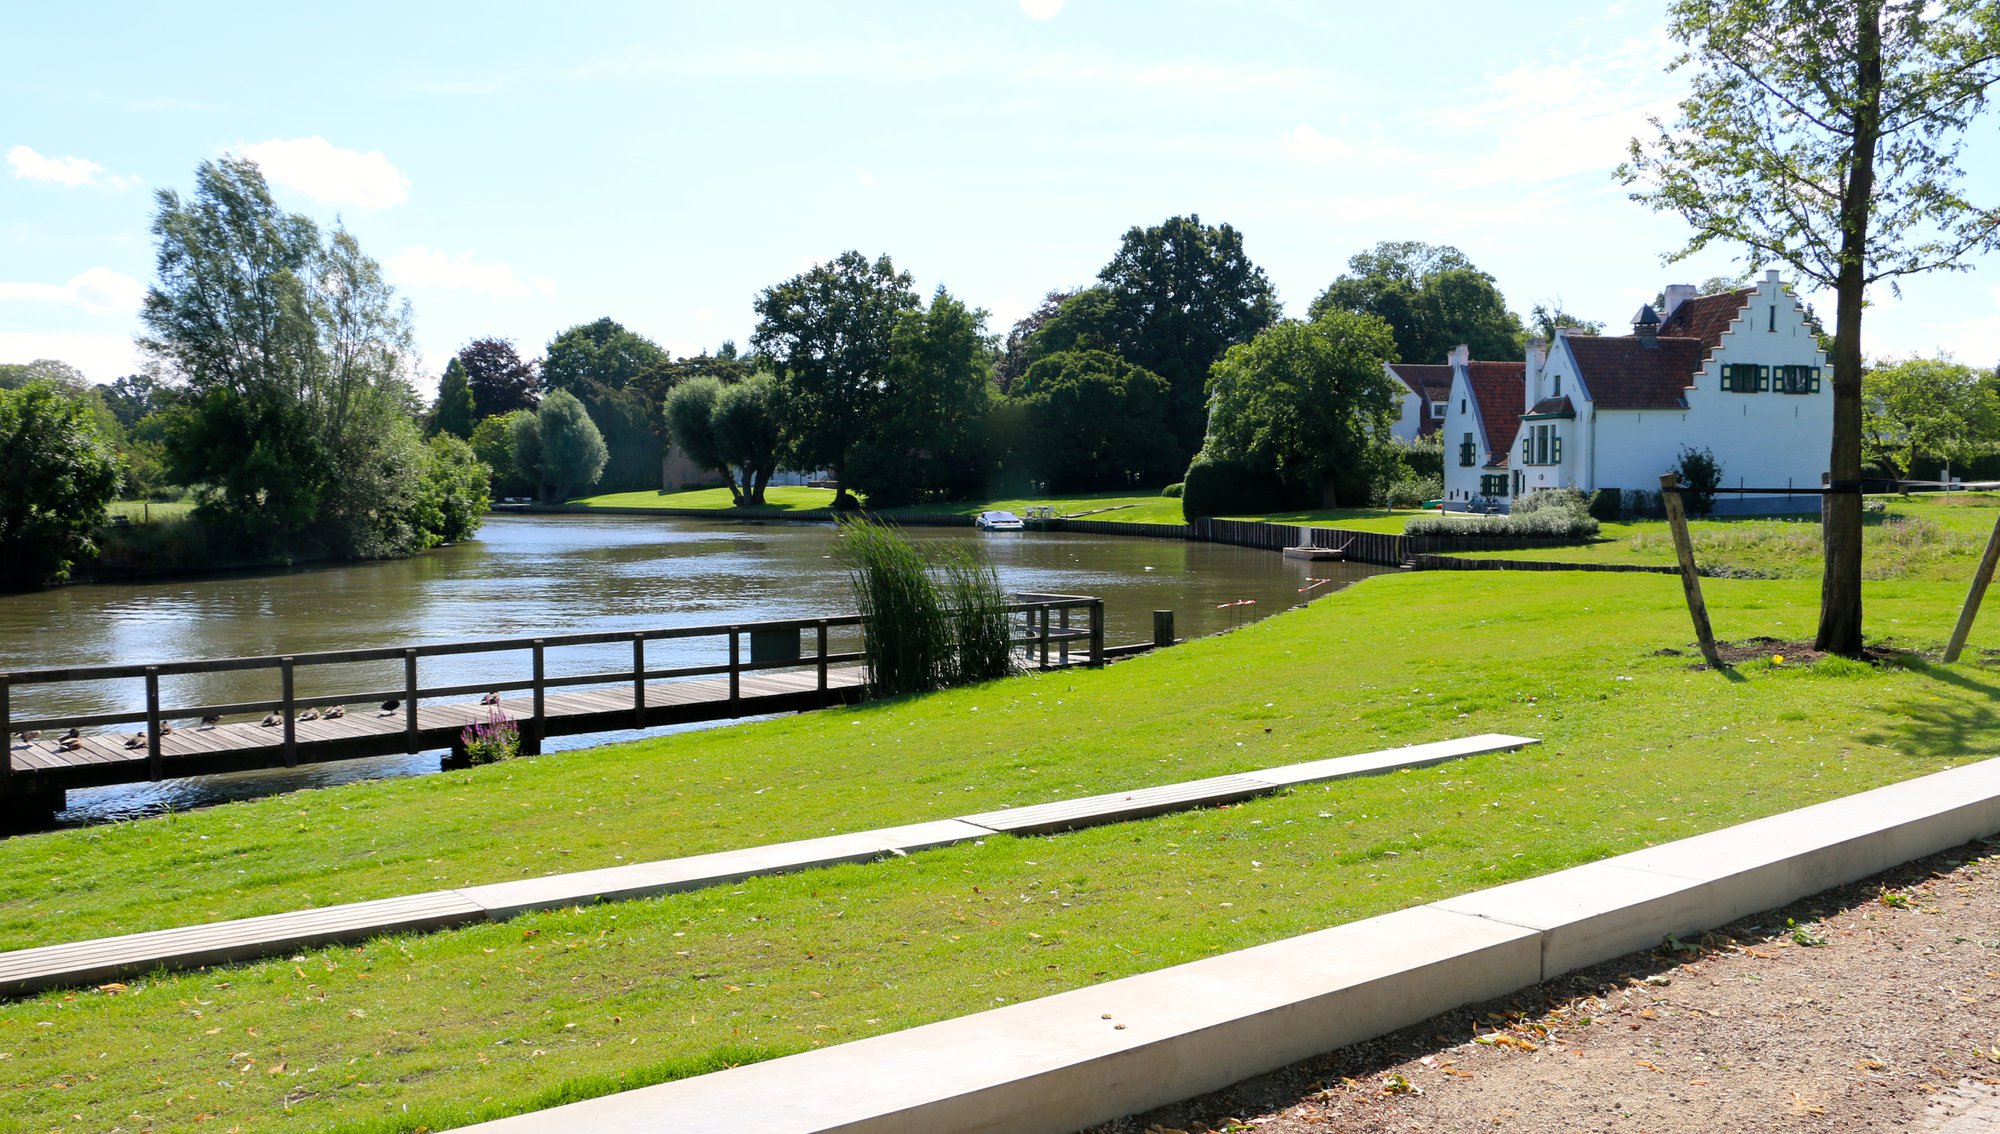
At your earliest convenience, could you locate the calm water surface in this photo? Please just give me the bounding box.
[0,515,1383,824]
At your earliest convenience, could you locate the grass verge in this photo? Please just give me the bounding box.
[3,568,1997,1130]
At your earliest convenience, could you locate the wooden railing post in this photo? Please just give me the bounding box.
[1059,605,1071,667]
[1089,599,1105,667]
[729,626,742,705]
[0,674,11,793]
[280,657,298,767]
[1038,604,1051,669]
[816,620,829,697]
[145,667,163,781]
[632,633,647,729]
[530,640,546,756]
[403,649,420,754]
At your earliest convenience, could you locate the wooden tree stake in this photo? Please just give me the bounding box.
[1660,473,1723,668]
[1943,510,2000,663]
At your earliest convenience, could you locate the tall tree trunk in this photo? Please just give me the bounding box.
[1816,0,1883,658]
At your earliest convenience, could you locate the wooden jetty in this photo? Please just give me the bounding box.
[2,595,1105,826]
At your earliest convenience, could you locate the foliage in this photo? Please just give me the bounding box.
[1000,349,1180,494]
[1528,301,1605,341]
[1093,215,1283,459]
[416,433,490,544]
[541,317,668,395]
[1309,241,1526,365]
[845,287,995,507]
[752,251,920,504]
[457,337,539,419]
[1862,355,2000,477]
[1022,286,1122,363]
[1619,0,2000,655]
[993,287,1076,394]
[432,357,476,439]
[534,389,609,502]
[1588,487,1624,523]
[664,374,787,505]
[508,410,543,496]
[836,519,1015,695]
[470,410,533,497]
[1384,474,1444,509]
[662,377,730,488]
[139,157,430,559]
[1198,311,1403,509]
[541,319,669,492]
[1674,444,1723,516]
[1405,506,1599,539]
[0,358,89,394]
[459,708,522,766]
[1161,482,1183,498]
[1393,433,1445,480]
[1179,456,1288,520]
[97,372,168,429]
[0,381,123,586]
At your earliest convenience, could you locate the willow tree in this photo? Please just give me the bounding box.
[1620,0,2000,656]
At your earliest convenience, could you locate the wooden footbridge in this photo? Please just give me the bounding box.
[2,595,1105,826]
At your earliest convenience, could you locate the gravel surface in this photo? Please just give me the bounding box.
[1083,838,2000,1134]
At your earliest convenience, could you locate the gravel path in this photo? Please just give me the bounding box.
[1084,838,2000,1134]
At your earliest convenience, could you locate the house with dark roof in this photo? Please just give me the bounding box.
[1443,270,1830,513]
[1383,361,1451,442]
[1436,346,1528,505]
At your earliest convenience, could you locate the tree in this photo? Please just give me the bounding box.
[541,317,668,394]
[1862,355,2000,477]
[1528,301,1606,341]
[457,337,539,419]
[140,156,428,558]
[414,433,490,544]
[1620,0,2000,655]
[663,376,733,496]
[97,372,166,429]
[1198,311,1403,509]
[507,410,543,497]
[751,251,920,507]
[1674,444,1724,516]
[1094,215,1282,458]
[1004,350,1181,493]
[845,287,995,507]
[470,410,532,497]
[534,388,607,502]
[432,357,476,439]
[711,374,784,505]
[1309,241,1525,365]
[0,381,122,586]
[540,319,668,493]
[994,288,1077,394]
[0,359,89,395]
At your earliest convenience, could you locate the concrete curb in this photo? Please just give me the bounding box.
[0,734,1535,998]
[456,757,2000,1134]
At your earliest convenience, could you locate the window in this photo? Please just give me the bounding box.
[1775,365,1821,394]
[1769,306,1777,332]
[1480,473,1510,496]
[1458,432,1476,467]
[1460,398,1467,414]
[1523,424,1562,465]
[1720,363,1769,392]
[1431,402,1446,419]
[1552,374,1561,397]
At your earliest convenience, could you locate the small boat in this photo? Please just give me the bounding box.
[1283,545,1346,561]
[975,510,1025,531]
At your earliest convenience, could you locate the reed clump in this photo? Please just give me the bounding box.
[837,519,1016,695]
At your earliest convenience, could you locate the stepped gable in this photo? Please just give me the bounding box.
[1565,335,1705,410]
[1465,360,1526,468]
[1658,287,1752,355]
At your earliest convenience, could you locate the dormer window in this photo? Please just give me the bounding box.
[1431,402,1446,419]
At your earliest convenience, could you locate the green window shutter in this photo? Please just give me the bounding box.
[1811,367,1822,393]
[1552,435,1563,462]
[1757,365,1770,392]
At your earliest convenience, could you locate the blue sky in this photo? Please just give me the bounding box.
[6,0,1998,397]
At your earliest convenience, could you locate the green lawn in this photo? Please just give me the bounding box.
[567,486,842,513]
[4,563,1996,1131]
[105,499,195,523]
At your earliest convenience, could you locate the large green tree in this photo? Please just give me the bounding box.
[456,337,539,420]
[532,388,608,502]
[541,318,669,493]
[0,381,122,587]
[1094,216,1282,459]
[1197,311,1403,509]
[431,357,476,439]
[1620,0,2000,656]
[845,287,995,507]
[140,157,432,558]
[1308,241,1524,365]
[1862,356,2000,478]
[1003,350,1181,493]
[751,251,920,507]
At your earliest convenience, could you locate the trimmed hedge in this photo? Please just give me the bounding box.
[1180,458,1287,521]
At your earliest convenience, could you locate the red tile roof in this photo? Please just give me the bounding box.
[1565,335,1706,410]
[1387,363,1454,401]
[1658,288,1750,355]
[1464,360,1526,465]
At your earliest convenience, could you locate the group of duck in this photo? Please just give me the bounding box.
[13,697,431,753]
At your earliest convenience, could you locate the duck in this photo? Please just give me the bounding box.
[323,704,346,719]
[478,691,500,706]
[261,711,282,728]
[15,729,40,743]
[379,699,401,716]
[60,727,80,742]
[58,735,84,751]
[158,720,175,737]
[123,732,147,750]
[199,714,221,729]
[298,707,321,722]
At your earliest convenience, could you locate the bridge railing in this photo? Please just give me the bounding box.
[0,594,1105,786]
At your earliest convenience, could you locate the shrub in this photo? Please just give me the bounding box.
[1385,474,1443,509]
[1512,486,1590,517]
[1161,482,1184,498]
[1674,445,1722,516]
[1404,507,1599,539]
[1180,457,1287,520]
[459,708,521,765]
[1622,488,1663,518]
[1588,488,1623,523]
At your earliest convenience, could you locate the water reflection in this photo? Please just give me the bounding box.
[0,515,1385,824]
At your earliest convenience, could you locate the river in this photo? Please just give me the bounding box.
[0,514,1384,824]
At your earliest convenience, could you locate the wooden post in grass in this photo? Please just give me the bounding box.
[1943,510,2000,663]
[1659,472,1723,669]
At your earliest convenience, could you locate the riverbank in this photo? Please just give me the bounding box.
[3,566,1994,1129]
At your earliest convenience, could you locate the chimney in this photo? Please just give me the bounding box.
[1527,336,1547,371]
[1662,284,1695,319]
[1449,343,1470,368]
[1631,303,1661,347]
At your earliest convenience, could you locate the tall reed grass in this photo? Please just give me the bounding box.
[837,519,1017,695]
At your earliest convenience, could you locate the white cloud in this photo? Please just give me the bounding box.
[7,145,138,189]
[385,245,554,297]
[1020,0,1065,19]
[856,166,877,188]
[240,137,409,209]
[1282,124,1348,162]
[0,331,142,383]
[0,267,148,316]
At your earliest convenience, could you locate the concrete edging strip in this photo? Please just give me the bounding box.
[455,756,2000,1134]
[0,734,1536,998]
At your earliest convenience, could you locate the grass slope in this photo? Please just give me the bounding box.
[5,565,1999,1130]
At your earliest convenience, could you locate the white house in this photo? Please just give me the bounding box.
[1442,270,1831,514]
[1383,361,1451,444]
[1437,346,1528,507]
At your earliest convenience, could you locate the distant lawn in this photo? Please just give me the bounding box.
[568,486,841,513]
[105,499,195,523]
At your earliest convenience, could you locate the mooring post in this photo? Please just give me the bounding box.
[529,640,546,756]
[145,667,163,781]
[729,626,741,706]
[1944,509,2000,662]
[403,649,419,754]
[1153,610,1175,650]
[1089,599,1105,667]
[1659,472,1723,668]
[632,633,646,729]
[816,620,829,698]
[280,657,297,767]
